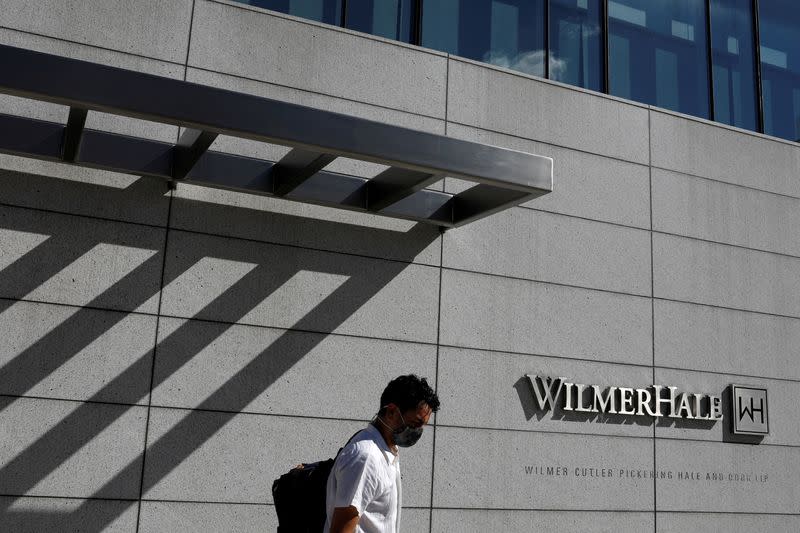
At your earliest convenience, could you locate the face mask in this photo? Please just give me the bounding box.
[378,408,424,447]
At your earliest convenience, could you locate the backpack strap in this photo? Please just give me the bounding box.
[335,428,366,460]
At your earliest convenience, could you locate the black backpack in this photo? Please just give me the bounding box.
[272,431,361,532]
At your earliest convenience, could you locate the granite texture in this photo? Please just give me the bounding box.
[443,207,651,295]
[653,232,800,317]
[0,398,147,498]
[0,496,137,533]
[439,268,652,365]
[655,439,800,514]
[0,300,156,404]
[447,58,650,164]
[433,426,654,510]
[651,110,800,198]
[151,317,436,416]
[652,167,800,256]
[159,229,440,342]
[189,0,447,118]
[142,409,434,507]
[432,510,654,533]
[0,3,797,531]
[446,124,650,228]
[654,299,800,380]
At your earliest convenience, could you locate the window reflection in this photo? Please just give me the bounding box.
[549,0,604,91]
[242,0,342,25]
[232,0,800,141]
[346,0,414,42]
[422,0,546,77]
[608,0,710,117]
[710,0,759,131]
[759,0,800,141]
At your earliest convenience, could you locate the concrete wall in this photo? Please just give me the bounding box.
[0,1,799,531]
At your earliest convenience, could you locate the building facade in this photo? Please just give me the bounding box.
[240,0,800,143]
[0,0,798,531]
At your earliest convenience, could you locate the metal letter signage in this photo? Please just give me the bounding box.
[525,376,770,442]
[525,375,727,421]
[731,385,769,436]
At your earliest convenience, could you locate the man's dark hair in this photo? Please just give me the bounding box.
[379,374,440,415]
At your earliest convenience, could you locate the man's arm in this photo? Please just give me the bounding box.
[328,506,359,533]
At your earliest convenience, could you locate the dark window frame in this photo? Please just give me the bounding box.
[753,0,765,133]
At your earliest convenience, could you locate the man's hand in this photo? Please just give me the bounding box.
[328,506,359,533]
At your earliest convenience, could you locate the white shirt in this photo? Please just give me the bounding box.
[324,424,402,533]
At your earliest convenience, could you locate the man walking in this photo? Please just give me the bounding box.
[325,374,440,533]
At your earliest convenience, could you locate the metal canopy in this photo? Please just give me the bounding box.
[0,44,552,228]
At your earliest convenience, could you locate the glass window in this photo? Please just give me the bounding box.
[345,0,414,42]
[608,0,710,118]
[240,0,343,25]
[549,0,604,91]
[421,0,546,77]
[710,0,759,131]
[759,0,800,141]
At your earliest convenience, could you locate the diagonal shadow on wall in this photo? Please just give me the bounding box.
[0,170,439,532]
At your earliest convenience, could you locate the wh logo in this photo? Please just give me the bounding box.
[731,385,769,436]
[739,396,765,423]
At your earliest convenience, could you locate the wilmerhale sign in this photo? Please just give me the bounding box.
[526,375,724,420]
